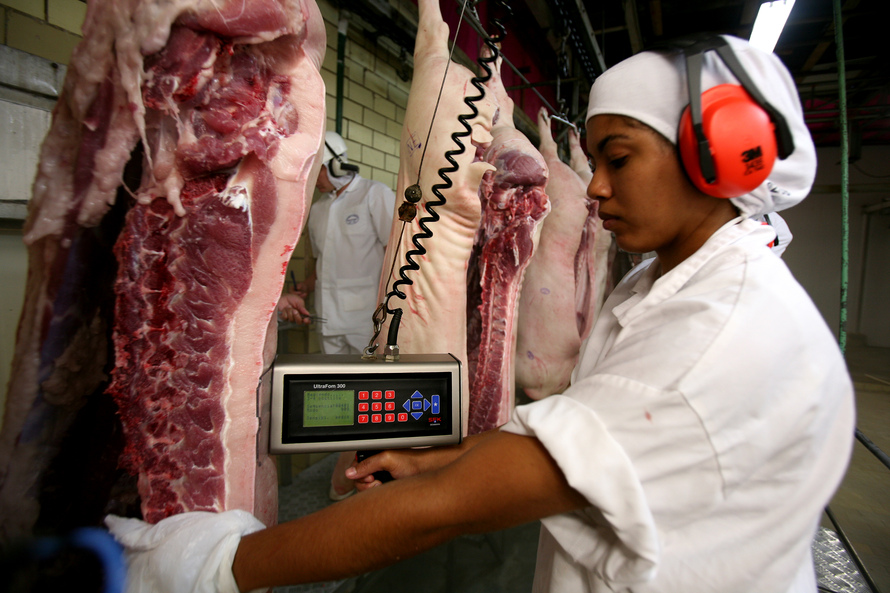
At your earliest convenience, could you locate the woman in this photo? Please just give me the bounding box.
[108,35,854,593]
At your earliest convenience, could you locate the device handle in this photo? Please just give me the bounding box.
[355,450,394,483]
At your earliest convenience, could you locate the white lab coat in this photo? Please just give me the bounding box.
[502,217,855,593]
[307,175,395,336]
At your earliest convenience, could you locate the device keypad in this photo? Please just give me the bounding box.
[330,387,443,427]
[354,388,440,424]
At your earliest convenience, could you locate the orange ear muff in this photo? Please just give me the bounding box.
[678,84,779,198]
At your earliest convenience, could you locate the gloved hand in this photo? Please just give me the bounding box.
[105,510,265,593]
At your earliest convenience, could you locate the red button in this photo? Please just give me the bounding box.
[371,414,382,423]
[398,413,408,422]
[358,403,369,412]
[358,414,369,424]
[372,391,383,400]
[385,390,396,399]
[385,401,395,411]
[359,391,369,400]
[371,402,382,412]
[385,413,395,423]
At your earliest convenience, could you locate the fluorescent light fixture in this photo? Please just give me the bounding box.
[749,0,796,53]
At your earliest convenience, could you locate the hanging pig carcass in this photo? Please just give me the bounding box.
[465,52,549,434]
[567,126,593,184]
[377,0,548,436]
[376,0,499,433]
[0,0,326,543]
[514,108,612,400]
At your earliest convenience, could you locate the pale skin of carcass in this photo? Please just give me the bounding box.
[566,122,618,312]
[569,124,618,319]
[513,107,592,399]
[374,0,498,431]
[568,126,594,184]
[568,122,617,325]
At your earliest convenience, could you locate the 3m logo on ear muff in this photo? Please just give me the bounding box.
[675,36,794,199]
[741,146,764,166]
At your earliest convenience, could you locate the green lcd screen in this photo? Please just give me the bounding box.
[303,390,354,427]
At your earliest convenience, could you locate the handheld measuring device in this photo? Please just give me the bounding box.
[270,353,461,454]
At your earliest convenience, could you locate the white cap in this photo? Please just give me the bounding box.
[323,131,348,163]
[586,35,816,218]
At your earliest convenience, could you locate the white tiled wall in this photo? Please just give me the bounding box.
[0,231,28,428]
[0,101,51,207]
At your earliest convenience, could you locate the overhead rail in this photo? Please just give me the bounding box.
[456,1,581,133]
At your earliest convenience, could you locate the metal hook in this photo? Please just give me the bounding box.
[549,113,579,134]
[363,303,388,358]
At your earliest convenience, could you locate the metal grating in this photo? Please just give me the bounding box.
[814,527,874,593]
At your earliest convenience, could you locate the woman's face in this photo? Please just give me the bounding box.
[586,114,736,271]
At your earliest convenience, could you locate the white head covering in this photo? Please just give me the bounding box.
[586,35,816,218]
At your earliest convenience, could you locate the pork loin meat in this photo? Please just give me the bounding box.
[0,0,326,541]
[466,55,549,434]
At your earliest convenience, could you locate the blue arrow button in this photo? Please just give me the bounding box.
[411,412,423,420]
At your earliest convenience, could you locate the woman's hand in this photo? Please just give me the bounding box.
[345,449,427,491]
[345,434,487,491]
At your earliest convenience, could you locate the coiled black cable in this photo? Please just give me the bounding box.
[383,2,512,326]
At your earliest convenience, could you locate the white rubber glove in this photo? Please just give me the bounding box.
[105,510,265,593]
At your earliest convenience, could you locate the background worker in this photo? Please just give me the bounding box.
[293,131,396,356]
[107,35,854,593]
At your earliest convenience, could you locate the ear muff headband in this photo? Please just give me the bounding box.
[324,140,359,177]
[678,36,794,198]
